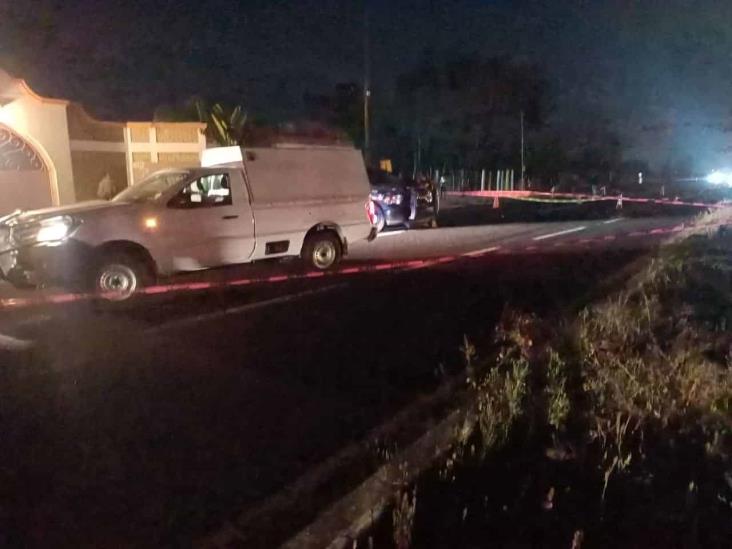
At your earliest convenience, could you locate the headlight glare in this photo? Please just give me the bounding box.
[12,216,76,245]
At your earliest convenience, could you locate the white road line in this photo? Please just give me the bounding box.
[146,283,348,334]
[0,332,33,351]
[603,218,622,224]
[463,246,501,257]
[377,230,406,238]
[533,226,587,241]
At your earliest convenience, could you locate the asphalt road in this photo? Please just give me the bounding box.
[0,214,690,547]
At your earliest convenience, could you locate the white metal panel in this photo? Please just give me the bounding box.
[151,168,255,271]
[249,198,371,260]
[243,147,369,204]
[201,146,242,167]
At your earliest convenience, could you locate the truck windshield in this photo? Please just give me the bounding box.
[113,172,189,203]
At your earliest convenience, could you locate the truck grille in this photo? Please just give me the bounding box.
[0,226,11,253]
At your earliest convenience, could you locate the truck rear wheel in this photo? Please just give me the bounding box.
[303,231,342,270]
[91,252,152,301]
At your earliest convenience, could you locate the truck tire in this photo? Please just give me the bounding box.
[302,231,342,270]
[90,252,152,302]
[374,204,386,233]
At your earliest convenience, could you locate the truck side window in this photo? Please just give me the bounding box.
[169,174,232,208]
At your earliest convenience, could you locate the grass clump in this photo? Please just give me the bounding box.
[445,215,732,476]
[545,349,571,431]
[427,213,732,546]
[577,226,732,499]
[465,312,536,454]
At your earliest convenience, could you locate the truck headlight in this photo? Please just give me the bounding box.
[12,216,77,245]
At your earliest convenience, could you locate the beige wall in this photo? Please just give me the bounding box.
[129,125,149,143]
[70,151,127,201]
[0,68,206,208]
[132,152,200,183]
[156,125,199,143]
[67,104,124,142]
[0,72,75,204]
[0,124,54,213]
[125,122,206,185]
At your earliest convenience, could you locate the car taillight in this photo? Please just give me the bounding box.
[366,200,376,225]
[371,190,404,205]
[383,194,403,205]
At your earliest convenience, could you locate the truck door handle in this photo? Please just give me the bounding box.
[222,215,239,220]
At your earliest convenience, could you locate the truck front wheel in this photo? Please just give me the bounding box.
[302,231,342,270]
[91,252,152,301]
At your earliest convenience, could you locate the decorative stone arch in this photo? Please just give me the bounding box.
[0,123,59,212]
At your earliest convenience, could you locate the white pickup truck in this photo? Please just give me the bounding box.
[0,145,375,300]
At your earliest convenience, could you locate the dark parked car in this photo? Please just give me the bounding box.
[367,168,438,232]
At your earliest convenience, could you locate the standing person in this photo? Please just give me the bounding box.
[429,175,440,217]
[97,173,115,200]
[419,174,439,226]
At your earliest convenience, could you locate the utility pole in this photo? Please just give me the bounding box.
[520,110,526,189]
[416,132,421,176]
[363,6,371,163]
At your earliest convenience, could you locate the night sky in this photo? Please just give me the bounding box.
[2,0,732,172]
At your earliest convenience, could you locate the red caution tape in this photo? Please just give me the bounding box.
[449,190,731,210]
[0,220,724,311]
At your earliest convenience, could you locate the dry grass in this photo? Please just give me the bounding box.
[454,208,732,494]
[577,217,732,494]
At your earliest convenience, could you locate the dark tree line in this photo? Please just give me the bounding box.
[306,53,638,189]
[154,52,637,190]
[383,54,550,173]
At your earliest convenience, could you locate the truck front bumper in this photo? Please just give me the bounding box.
[0,240,91,289]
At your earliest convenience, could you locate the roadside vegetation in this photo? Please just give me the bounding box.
[375,210,732,548]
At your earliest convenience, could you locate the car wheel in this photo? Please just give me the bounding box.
[303,231,342,270]
[429,216,438,229]
[374,205,386,233]
[91,252,152,301]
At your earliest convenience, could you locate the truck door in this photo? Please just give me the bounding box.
[159,169,255,270]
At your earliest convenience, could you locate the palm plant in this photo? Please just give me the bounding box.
[195,101,248,146]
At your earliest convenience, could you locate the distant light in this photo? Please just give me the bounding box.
[706,170,727,185]
[705,170,732,186]
[144,217,158,229]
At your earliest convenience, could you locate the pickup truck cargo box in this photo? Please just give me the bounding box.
[242,146,369,204]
